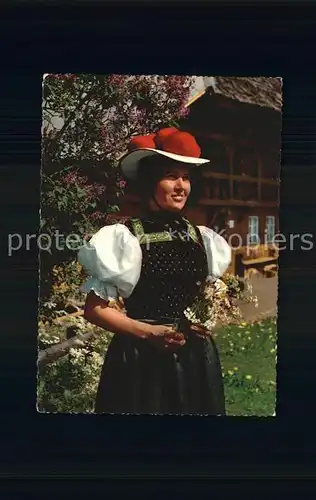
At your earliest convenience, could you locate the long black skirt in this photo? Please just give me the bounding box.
[95,326,226,415]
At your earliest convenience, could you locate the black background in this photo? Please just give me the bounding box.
[0,1,316,493]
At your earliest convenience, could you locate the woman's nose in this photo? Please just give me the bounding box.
[175,177,185,190]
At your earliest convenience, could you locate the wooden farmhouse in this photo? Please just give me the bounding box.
[116,77,283,277]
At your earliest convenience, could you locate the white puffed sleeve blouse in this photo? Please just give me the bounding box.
[78,223,231,301]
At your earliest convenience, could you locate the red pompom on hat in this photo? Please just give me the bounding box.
[154,127,178,149]
[120,128,209,180]
[161,131,201,158]
[128,134,156,151]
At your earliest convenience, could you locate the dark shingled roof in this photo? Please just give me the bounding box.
[188,76,283,112]
[211,77,283,112]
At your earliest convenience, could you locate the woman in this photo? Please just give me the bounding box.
[78,127,231,415]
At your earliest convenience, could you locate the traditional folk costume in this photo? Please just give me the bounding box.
[78,128,231,414]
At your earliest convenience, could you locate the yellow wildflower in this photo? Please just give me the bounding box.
[245,375,252,380]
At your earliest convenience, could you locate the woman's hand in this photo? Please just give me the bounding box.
[189,324,212,339]
[146,325,186,351]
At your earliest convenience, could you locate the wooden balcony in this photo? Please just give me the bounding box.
[203,171,279,186]
[198,198,279,208]
[121,194,279,208]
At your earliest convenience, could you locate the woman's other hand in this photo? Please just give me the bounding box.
[146,325,186,351]
[189,324,212,339]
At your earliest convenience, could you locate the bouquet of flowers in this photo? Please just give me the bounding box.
[183,273,259,334]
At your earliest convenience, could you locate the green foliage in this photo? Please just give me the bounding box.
[38,260,86,323]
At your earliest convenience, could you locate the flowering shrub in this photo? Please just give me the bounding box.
[42,73,193,164]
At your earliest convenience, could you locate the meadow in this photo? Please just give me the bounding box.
[215,317,277,416]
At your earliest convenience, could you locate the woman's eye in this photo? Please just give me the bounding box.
[165,173,190,181]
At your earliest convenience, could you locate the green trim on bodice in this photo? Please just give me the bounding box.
[130,217,200,245]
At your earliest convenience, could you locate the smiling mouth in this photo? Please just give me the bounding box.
[172,195,185,201]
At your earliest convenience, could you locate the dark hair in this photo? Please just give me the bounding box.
[127,155,204,207]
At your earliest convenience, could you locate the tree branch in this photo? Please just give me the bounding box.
[37,330,95,370]
[54,84,99,144]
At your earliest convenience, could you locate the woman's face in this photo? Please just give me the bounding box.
[153,162,191,212]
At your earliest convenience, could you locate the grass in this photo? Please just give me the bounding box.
[214,317,277,417]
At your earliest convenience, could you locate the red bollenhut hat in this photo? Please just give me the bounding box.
[119,127,210,180]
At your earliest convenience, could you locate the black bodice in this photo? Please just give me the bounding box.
[122,212,209,321]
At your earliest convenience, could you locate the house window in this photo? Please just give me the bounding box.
[248,216,260,245]
[266,216,275,243]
